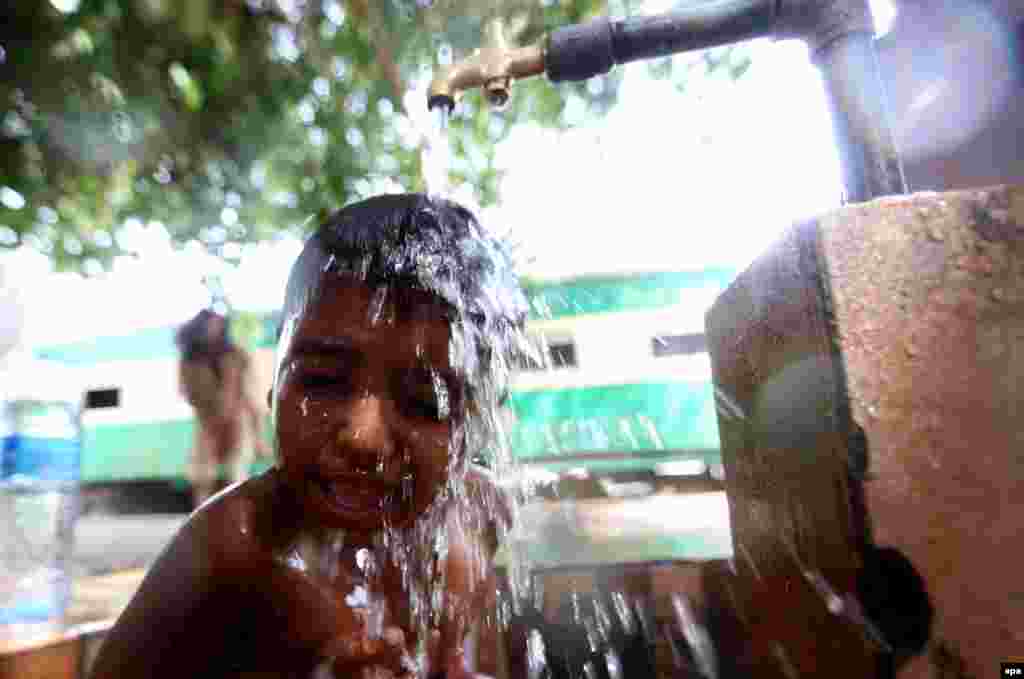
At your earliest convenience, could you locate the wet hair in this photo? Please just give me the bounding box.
[280,193,530,398]
[283,194,526,326]
[175,309,232,362]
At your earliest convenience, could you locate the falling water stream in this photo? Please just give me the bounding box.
[276,91,732,679]
[423,103,454,199]
[264,159,550,678]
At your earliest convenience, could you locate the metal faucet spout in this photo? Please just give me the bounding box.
[427,18,546,112]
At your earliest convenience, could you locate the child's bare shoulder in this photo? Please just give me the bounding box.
[179,469,294,572]
[89,471,308,677]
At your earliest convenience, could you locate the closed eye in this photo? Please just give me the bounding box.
[288,354,356,394]
[302,375,337,388]
[399,369,461,422]
[406,392,446,421]
[297,371,352,393]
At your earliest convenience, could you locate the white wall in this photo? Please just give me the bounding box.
[515,304,713,392]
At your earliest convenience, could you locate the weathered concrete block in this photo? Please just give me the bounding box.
[707,185,1024,678]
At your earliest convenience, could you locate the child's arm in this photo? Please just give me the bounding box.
[88,498,330,677]
[436,466,514,679]
[88,512,245,678]
[90,485,415,678]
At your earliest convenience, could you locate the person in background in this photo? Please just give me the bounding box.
[175,308,270,509]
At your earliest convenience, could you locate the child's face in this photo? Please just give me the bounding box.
[274,275,464,531]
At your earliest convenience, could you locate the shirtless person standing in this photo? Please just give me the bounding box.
[90,194,525,679]
[176,309,270,509]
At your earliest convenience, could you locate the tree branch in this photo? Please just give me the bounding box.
[344,0,406,107]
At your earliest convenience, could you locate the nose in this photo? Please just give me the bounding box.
[335,394,396,472]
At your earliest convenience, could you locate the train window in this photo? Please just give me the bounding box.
[517,335,577,371]
[549,341,577,368]
[85,387,121,409]
[652,333,707,357]
[516,338,546,371]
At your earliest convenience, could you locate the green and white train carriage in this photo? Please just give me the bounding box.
[36,269,736,514]
[36,322,280,499]
[508,269,734,480]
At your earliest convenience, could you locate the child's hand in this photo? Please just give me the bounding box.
[426,630,495,679]
[328,626,418,679]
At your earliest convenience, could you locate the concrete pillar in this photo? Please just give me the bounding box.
[706,185,1024,678]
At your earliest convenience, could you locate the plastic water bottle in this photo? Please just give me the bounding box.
[0,356,82,641]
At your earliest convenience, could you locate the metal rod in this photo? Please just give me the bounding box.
[545,0,777,84]
[610,0,777,65]
[813,31,908,202]
[428,0,909,203]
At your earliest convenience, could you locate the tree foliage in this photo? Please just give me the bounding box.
[0,0,749,274]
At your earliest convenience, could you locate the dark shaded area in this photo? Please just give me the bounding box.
[857,545,933,667]
[84,387,120,410]
[81,479,193,515]
[548,342,576,368]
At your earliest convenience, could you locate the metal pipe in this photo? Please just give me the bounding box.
[776,0,907,200]
[544,0,778,83]
[611,0,777,66]
[427,0,908,202]
[813,31,908,202]
[427,2,778,109]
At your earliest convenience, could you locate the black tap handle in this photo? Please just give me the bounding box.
[546,1,779,84]
[546,17,616,83]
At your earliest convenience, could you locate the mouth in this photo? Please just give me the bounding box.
[309,474,409,524]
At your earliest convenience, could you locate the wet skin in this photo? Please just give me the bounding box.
[275,277,462,532]
[89,278,507,679]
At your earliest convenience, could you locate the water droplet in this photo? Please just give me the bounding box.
[526,629,548,679]
[0,186,26,210]
[605,650,623,679]
[355,547,370,571]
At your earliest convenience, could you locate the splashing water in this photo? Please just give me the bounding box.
[671,593,718,679]
[269,193,538,678]
[527,628,549,679]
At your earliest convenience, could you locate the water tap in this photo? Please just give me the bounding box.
[426,17,545,113]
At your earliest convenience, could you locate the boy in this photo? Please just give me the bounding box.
[90,194,527,679]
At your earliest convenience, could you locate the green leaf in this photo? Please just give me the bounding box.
[168,62,204,112]
[0,0,752,278]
